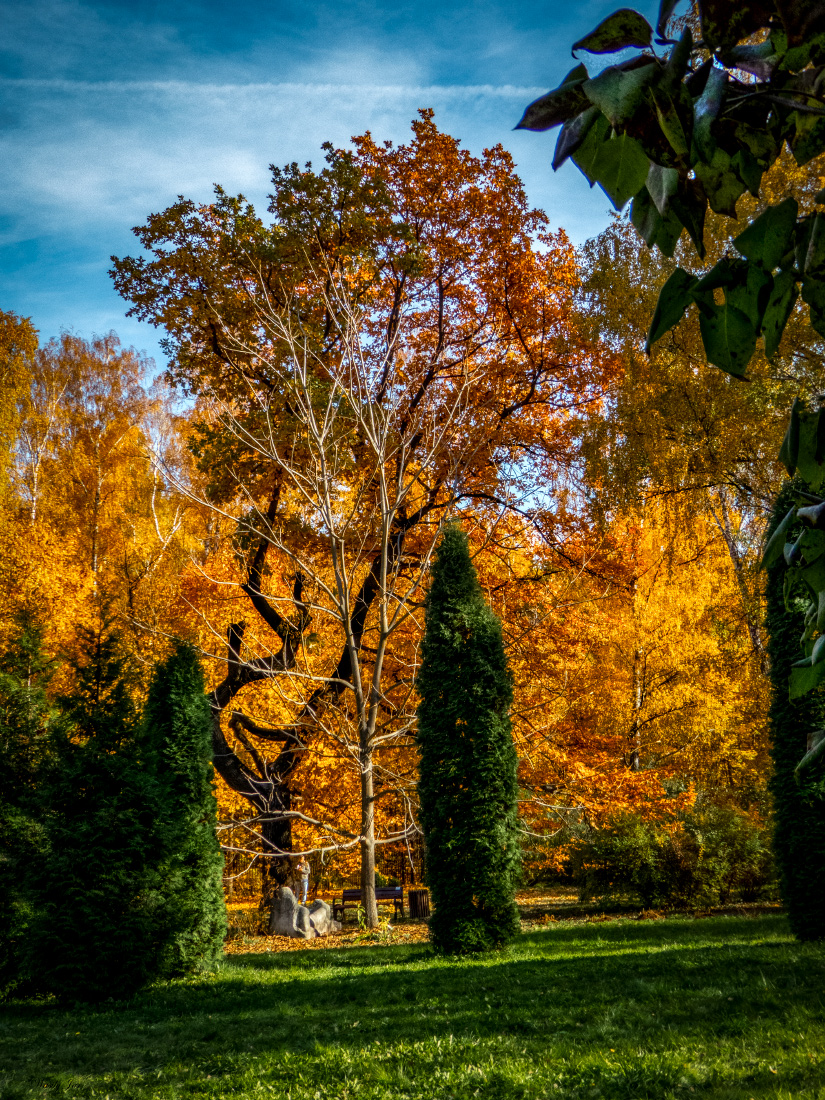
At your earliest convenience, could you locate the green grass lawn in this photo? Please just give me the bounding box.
[1,914,824,1100]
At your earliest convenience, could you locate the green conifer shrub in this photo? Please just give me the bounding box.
[25,625,165,1002]
[416,525,520,953]
[142,642,226,975]
[766,482,825,940]
[0,613,58,998]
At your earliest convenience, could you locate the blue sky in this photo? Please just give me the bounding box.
[0,0,659,369]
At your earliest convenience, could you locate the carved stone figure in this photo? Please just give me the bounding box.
[268,887,341,938]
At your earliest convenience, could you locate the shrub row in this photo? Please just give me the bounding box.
[567,804,776,910]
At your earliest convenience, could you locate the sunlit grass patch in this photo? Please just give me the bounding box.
[1,914,824,1099]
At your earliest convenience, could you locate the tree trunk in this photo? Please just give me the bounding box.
[259,813,292,909]
[710,489,766,669]
[630,645,643,771]
[359,736,378,928]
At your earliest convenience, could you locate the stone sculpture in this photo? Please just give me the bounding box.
[268,887,341,938]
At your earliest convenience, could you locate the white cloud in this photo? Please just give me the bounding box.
[0,0,633,358]
[1,77,607,242]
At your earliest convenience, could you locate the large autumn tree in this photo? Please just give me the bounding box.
[111,111,616,923]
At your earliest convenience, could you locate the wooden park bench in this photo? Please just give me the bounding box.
[332,886,404,922]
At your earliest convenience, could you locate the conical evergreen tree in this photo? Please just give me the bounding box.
[766,481,825,940]
[416,525,520,953]
[0,612,58,999]
[25,623,166,1001]
[142,642,226,975]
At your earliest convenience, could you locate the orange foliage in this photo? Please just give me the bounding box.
[0,117,777,900]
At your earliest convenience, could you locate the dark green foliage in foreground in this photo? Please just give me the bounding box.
[517,3,825,380]
[569,804,776,910]
[16,634,226,1002]
[766,481,825,940]
[142,641,226,975]
[1,916,824,1099]
[416,525,520,953]
[0,613,59,998]
[24,625,165,1002]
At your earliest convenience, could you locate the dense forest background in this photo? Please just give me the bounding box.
[3,115,820,899]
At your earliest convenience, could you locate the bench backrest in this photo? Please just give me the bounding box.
[376,887,403,900]
[339,886,402,900]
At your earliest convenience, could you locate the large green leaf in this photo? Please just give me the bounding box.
[651,83,692,156]
[762,505,799,568]
[786,108,825,167]
[736,119,780,163]
[796,558,825,626]
[762,270,799,358]
[646,163,679,215]
[795,216,816,272]
[663,27,694,84]
[786,531,806,567]
[590,133,650,210]
[582,61,659,127]
[694,256,742,293]
[795,730,825,774]
[631,186,661,245]
[796,406,825,492]
[570,112,612,184]
[801,275,825,338]
[515,76,589,131]
[630,187,683,255]
[692,66,728,160]
[728,41,778,80]
[804,212,825,274]
[800,528,825,564]
[670,183,707,259]
[572,9,653,54]
[797,500,825,529]
[789,657,825,699]
[694,147,746,217]
[728,265,774,330]
[800,558,825,617]
[552,107,600,170]
[733,198,799,270]
[698,301,757,376]
[731,148,765,197]
[646,267,697,350]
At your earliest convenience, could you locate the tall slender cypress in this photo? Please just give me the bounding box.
[766,481,825,940]
[416,525,520,953]
[143,642,226,974]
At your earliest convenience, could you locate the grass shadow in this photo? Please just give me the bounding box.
[2,915,824,1099]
